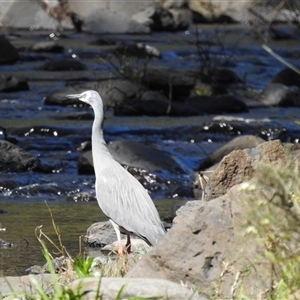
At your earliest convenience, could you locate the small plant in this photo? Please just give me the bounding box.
[242,160,300,299]
[73,255,94,278]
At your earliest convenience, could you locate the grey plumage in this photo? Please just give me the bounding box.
[67,90,165,255]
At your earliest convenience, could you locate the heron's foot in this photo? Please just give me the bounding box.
[117,245,131,258]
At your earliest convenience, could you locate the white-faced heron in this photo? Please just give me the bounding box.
[67,90,165,256]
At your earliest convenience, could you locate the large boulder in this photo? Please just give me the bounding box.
[107,140,183,172]
[126,188,272,298]
[205,140,296,199]
[82,9,150,34]
[78,140,183,173]
[189,0,278,23]
[0,0,72,29]
[69,0,156,19]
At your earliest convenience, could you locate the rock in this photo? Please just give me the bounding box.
[0,0,72,30]
[0,274,53,295]
[125,188,273,298]
[30,41,64,53]
[271,68,300,88]
[0,74,29,92]
[185,95,248,114]
[83,9,150,34]
[40,59,86,71]
[46,80,145,108]
[78,140,183,173]
[142,66,196,100]
[173,199,202,223]
[85,222,152,257]
[0,238,16,248]
[69,11,84,32]
[206,149,255,200]
[44,86,89,106]
[258,83,300,106]
[102,238,150,255]
[114,43,161,59]
[108,140,183,172]
[69,277,206,300]
[163,0,189,9]
[169,8,192,30]
[0,35,19,64]
[132,5,175,31]
[207,135,265,166]
[97,79,145,107]
[78,150,94,175]
[205,140,292,199]
[258,127,289,142]
[0,140,41,173]
[199,68,242,85]
[85,221,122,248]
[189,0,271,23]
[69,0,155,19]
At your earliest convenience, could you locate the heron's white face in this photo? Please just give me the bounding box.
[67,90,103,108]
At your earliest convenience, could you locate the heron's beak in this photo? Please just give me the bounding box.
[65,93,82,100]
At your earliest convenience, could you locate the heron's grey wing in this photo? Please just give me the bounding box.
[95,164,165,244]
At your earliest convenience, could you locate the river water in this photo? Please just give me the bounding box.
[0,24,300,276]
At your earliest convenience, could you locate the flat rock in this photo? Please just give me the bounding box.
[69,277,207,300]
[0,274,53,295]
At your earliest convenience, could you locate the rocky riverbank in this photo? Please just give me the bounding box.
[1,0,300,298]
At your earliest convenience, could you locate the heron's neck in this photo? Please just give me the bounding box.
[91,109,113,168]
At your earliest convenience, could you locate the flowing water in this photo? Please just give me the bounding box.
[0,25,300,276]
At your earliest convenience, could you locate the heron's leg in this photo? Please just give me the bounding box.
[125,234,131,254]
[110,220,124,257]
